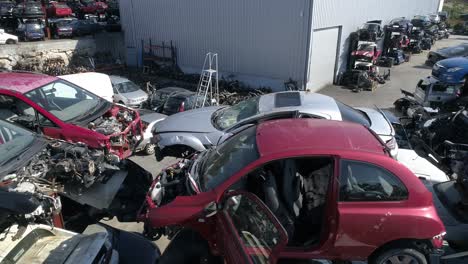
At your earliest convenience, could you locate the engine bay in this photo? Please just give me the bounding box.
[88,107,139,148]
[5,140,120,197]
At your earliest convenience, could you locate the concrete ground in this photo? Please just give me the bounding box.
[105,35,468,261]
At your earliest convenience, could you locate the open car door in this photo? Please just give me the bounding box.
[216,191,288,264]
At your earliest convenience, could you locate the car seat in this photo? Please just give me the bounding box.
[262,169,295,239]
[280,159,303,218]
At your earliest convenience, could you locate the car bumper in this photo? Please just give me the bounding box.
[57,31,73,37]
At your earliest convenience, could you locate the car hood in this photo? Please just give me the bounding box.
[121,89,148,100]
[140,112,167,124]
[436,57,468,69]
[154,106,224,133]
[396,149,449,183]
[356,107,393,136]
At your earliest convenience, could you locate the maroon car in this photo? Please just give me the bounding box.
[0,72,143,160]
[139,119,446,264]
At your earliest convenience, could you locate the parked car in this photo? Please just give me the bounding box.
[411,15,432,29]
[145,87,192,112]
[0,118,152,232]
[394,76,464,116]
[0,0,14,18]
[80,0,107,14]
[0,72,144,160]
[357,20,383,41]
[69,19,101,36]
[140,118,446,264]
[16,22,45,41]
[426,43,468,66]
[110,75,149,108]
[50,18,74,38]
[135,109,167,155]
[46,1,72,17]
[146,87,209,115]
[0,28,17,44]
[432,57,468,84]
[429,13,441,24]
[351,41,381,64]
[387,17,413,33]
[12,1,44,18]
[59,72,114,102]
[152,91,398,161]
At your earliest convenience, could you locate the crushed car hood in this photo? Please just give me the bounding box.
[154,106,225,133]
[357,107,393,136]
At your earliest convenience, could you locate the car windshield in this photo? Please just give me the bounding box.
[116,81,140,93]
[335,101,371,127]
[213,96,260,130]
[358,44,374,51]
[363,24,378,30]
[0,119,35,166]
[26,24,41,30]
[25,80,102,122]
[200,126,259,191]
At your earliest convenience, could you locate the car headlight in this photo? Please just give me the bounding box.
[448,67,463,72]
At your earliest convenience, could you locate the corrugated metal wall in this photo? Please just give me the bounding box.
[120,0,311,88]
[310,0,441,83]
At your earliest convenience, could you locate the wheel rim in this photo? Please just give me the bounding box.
[146,144,155,154]
[384,254,419,264]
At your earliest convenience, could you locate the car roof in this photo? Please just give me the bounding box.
[256,119,385,156]
[0,72,57,93]
[258,91,342,120]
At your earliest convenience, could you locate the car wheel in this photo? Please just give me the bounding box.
[154,147,164,162]
[144,144,156,155]
[5,39,16,44]
[371,248,427,264]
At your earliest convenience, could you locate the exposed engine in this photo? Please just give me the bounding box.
[88,109,136,147]
[149,161,192,207]
[7,141,119,197]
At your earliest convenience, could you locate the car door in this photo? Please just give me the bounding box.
[335,159,409,259]
[216,191,288,264]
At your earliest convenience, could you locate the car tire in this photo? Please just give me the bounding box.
[5,39,16,44]
[371,248,427,264]
[144,144,156,155]
[154,147,164,162]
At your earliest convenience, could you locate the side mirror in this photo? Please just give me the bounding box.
[204,201,218,218]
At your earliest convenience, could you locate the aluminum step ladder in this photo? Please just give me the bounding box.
[194,53,219,109]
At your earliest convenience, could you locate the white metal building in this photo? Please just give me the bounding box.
[120,0,443,91]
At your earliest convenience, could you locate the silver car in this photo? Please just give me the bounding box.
[110,75,148,108]
[152,91,398,160]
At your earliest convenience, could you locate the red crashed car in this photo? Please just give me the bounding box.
[139,119,446,264]
[0,72,143,160]
[81,0,107,14]
[47,2,72,18]
[351,42,382,64]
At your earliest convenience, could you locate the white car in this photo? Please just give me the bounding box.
[396,149,449,183]
[135,110,167,155]
[110,76,149,108]
[0,29,18,45]
[59,72,114,102]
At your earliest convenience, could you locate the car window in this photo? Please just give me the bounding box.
[339,160,408,202]
[335,101,371,127]
[201,126,259,190]
[26,80,101,122]
[224,194,284,264]
[214,96,260,130]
